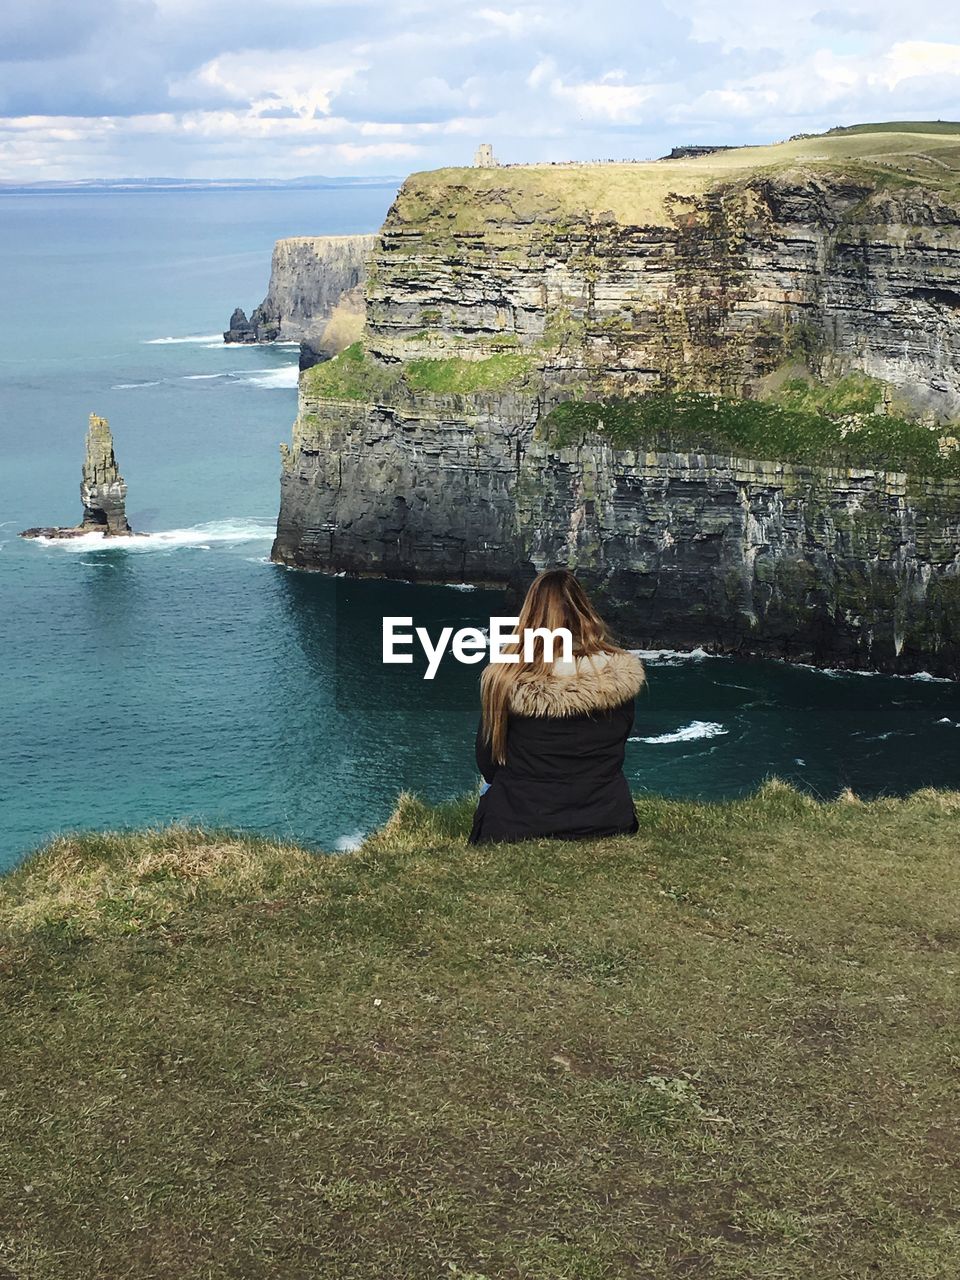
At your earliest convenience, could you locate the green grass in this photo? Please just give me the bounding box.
[825,121,960,136]
[405,352,535,394]
[300,341,402,402]
[541,390,960,477]
[3,782,960,1278]
[769,371,890,417]
[302,342,537,403]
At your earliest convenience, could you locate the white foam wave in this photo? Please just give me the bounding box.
[631,646,715,664]
[444,582,477,591]
[176,366,299,388]
[143,334,224,345]
[778,658,955,683]
[111,380,162,389]
[32,518,275,553]
[243,366,299,389]
[334,830,365,852]
[786,660,876,678]
[631,720,728,745]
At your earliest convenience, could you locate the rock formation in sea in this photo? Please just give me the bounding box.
[224,235,376,366]
[269,124,960,676]
[21,413,137,540]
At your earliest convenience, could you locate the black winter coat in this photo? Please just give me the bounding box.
[468,650,645,845]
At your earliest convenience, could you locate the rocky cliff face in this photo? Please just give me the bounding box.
[274,385,960,673]
[518,443,960,673]
[272,130,960,675]
[225,235,375,359]
[363,167,960,418]
[80,413,132,534]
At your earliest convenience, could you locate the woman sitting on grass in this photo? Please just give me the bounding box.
[469,568,646,845]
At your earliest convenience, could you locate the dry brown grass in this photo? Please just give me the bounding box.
[396,126,960,231]
[0,823,315,932]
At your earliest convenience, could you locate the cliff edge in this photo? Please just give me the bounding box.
[272,125,960,675]
[225,234,376,364]
[3,785,960,1277]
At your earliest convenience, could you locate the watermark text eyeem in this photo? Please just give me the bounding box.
[383,616,573,680]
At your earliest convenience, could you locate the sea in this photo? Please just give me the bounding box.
[2,185,959,869]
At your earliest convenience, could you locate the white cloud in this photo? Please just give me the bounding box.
[672,0,889,51]
[310,141,422,161]
[551,70,659,121]
[878,40,960,89]
[2,0,960,179]
[477,7,540,37]
[669,37,960,125]
[526,56,554,89]
[170,48,364,117]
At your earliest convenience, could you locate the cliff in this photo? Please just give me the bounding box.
[272,125,960,675]
[225,234,375,361]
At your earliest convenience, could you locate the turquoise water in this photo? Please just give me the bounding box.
[2,190,960,868]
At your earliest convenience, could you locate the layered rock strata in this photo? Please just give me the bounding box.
[271,131,960,674]
[21,414,138,540]
[224,235,376,361]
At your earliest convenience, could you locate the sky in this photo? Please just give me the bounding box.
[1,0,959,180]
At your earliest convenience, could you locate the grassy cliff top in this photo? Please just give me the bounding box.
[3,783,960,1277]
[393,123,960,230]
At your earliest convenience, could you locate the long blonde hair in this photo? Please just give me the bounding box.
[480,568,628,765]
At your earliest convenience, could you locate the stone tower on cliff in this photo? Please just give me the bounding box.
[474,143,497,168]
[80,413,131,534]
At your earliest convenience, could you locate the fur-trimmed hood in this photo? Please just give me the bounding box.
[506,650,645,718]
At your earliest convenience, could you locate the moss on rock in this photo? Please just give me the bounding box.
[540,390,960,477]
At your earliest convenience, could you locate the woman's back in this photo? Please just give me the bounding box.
[469,649,645,845]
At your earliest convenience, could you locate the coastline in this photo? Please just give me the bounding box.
[270,555,960,681]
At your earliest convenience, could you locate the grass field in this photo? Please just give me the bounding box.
[395,124,960,230]
[2,783,960,1278]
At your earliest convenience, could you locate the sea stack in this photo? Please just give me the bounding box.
[80,413,132,534]
[21,413,137,540]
